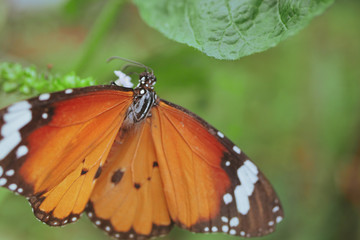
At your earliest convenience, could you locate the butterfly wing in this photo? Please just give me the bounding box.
[0,86,133,225]
[150,99,284,237]
[87,118,173,239]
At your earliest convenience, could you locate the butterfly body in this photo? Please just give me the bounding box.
[0,70,283,239]
[123,72,157,127]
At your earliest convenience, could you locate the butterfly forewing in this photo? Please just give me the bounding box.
[0,86,133,225]
[150,100,284,237]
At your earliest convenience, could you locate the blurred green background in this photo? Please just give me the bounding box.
[0,0,360,240]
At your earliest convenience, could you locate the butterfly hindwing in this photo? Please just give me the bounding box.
[87,118,173,239]
[150,99,284,237]
[0,86,133,225]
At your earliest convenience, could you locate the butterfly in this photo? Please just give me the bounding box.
[0,66,283,239]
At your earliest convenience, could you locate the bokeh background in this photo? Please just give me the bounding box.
[0,0,360,240]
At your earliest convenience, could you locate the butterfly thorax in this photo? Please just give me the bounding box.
[123,72,158,127]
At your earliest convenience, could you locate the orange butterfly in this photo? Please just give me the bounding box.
[0,68,283,239]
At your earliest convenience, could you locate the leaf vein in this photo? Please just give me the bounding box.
[277,0,288,31]
[184,1,201,47]
[224,0,254,50]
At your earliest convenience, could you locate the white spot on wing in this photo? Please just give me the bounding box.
[0,132,21,160]
[0,167,3,177]
[221,216,228,223]
[5,169,15,176]
[0,103,32,160]
[268,221,274,226]
[8,183,17,191]
[1,110,32,137]
[65,89,73,94]
[17,188,23,193]
[230,229,236,235]
[88,212,93,218]
[39,93,50,101]
[211,226,218,232]
[237,163,258,195]
[233,146,241,154]
[105,226,111,232]
[42,113,48,119]
[3,111,26,122]
[234,185,250,215]
[7,101,31,112]
[222,225,229,232]
[204,227,209,232]
[240,231,245,236]
[225,161,230,166]
[244,160,258,174]
[16,145,28,159]
[234,161,259,215]
[223,193,233,204]
[272,206,280,213]
[0,178,7,186]
[71,217,77,222]
[217,131,224,138]
[229,217,239,227]
[276,216,283,223]
[95,220,101,225]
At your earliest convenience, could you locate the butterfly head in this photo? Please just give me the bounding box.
[137,72,156,88]
[133,72,157,98]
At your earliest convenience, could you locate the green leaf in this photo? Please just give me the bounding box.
[133,0,334,59]
[0,63,98,96]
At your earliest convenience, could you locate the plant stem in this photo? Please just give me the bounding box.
[74,0,127,73]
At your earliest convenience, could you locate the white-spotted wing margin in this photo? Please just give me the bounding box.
[0,101,32,160]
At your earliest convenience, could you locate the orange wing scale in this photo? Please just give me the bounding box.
[49,91,131,126]
[0,80,284,239]
[0,87,133,225]
[87,117,172,239]
[151,100,284,237]
[151,101,231,228]
[32,122,120,222]
[21,100,129,192]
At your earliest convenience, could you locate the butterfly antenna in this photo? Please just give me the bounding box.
[127,71,140,77]
[107,56,153,73]
[121,64,136,73]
